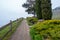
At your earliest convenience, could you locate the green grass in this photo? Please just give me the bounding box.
[0,18,23,40]
[0,25,10,38]
[3,21,18,40]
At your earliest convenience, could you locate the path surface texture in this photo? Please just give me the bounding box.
[9,20,31,40]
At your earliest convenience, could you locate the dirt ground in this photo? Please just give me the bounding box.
[9,20,31,40]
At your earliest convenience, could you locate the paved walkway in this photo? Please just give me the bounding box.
[9,20,31,40]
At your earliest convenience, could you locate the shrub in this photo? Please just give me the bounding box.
[26,17,38,26]
[30,20,60,40]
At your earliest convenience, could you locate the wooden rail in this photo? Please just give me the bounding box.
[0,18,23,40]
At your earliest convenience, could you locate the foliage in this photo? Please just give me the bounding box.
[30,20,60,40]
[22,2,36,16]
[41,0,52,20]
[26,17,38,26]
[22,3,29,8]
[35,0,52,20]
[35,0,42,19]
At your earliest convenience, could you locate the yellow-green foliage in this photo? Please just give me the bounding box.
[30,20,60,40]
[27,17,38,26]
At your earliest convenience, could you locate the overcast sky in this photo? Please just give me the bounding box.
[0,0,60,19]
[51,0,60,9]
[0,0,60,26]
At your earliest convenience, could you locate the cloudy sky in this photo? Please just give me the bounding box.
[51,0,60,9]
[0,0,60,19]
[0,0,60,26]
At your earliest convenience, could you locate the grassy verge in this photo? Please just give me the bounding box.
[0,18,23,40]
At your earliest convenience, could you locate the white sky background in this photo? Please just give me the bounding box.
[51,0,60,9]
[0,0,60,26]
[0,0,60,19]
[0,0,28,19]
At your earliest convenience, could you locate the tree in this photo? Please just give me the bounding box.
[25,7,36,17]
[22,3,29,8]
[35,0,43,19]
[22,3,36,17]
[22,0,52,20]
[41,0,52,20]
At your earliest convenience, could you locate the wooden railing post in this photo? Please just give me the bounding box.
[17,19,19,25]
[0,38,1,40]
[10,20,12,32]
[16,19,18,27]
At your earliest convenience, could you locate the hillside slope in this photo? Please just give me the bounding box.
[52,7,60,19]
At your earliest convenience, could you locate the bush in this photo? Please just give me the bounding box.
[30,20,60,40]
[26,17,38,26]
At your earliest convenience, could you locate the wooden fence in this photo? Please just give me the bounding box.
[0,18,23,40]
